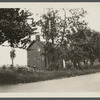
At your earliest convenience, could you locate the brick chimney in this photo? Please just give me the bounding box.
[36,35,40,41]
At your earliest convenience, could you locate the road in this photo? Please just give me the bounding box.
[0,72,100,93]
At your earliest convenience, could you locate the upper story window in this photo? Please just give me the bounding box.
[42,57,44,61]
[38,48,41,52]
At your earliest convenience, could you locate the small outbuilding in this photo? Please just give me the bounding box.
[27,35,66,70]
[27,35,45,70]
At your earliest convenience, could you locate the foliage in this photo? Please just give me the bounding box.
[0,65,100,85]
[39,9,61,69]
[40,9,59,44]
[0,8,37,48]
[0,8,100,70]
[39,8,100,69]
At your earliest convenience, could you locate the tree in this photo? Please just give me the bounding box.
[39,8,100,70]
[0,8,37,67]
[87,30,100,67]
[0,8,37,48]
[39,8,89,69]
[40,9,59,44]
[10,48,16,67]
[39,9,60,69]
[60,8,88,68]
[56,8,70,69]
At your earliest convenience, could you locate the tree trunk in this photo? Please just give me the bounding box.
[90,59,95,67]
[45,54,49,70]
[52,37,54,45]
[73,61,77,69]
[63,59,66,69]
[11,58,14,67]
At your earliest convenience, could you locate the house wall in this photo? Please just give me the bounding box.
[27,41,45,70]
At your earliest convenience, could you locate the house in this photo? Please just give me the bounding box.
[27,35,46,70]
[27,35,66,70]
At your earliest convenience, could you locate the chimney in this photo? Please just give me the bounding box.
[36,35,40,41]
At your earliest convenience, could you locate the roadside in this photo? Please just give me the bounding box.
[0,64,100,85]
[0,72,100,92]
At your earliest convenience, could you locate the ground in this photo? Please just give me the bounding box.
[0,72,100,93]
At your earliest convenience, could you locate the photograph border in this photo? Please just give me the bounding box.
[0,0,100,99]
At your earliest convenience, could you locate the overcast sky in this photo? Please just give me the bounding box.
[0,2,100,66]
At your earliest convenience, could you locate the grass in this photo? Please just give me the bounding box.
[0,64,100,85]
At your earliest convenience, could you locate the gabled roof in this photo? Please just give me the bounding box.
[27,40,44,50]
[27,40,36,50]
[37,41,44,48]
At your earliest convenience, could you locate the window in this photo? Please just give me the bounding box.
[38,48,41,52]
[42,57,44,61]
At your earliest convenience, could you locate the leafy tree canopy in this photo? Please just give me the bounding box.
[0,8,37,48]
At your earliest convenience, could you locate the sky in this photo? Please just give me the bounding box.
[0,2,100,66]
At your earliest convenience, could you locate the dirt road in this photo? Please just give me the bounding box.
[0,72,100,93]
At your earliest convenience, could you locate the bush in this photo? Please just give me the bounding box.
[0,65,34,84]
[0,64,100,85]
[0,69,17,84]
[17,66,34,73]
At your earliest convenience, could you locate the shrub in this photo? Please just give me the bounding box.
[0,69,17,84]
[0,64,100,85]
